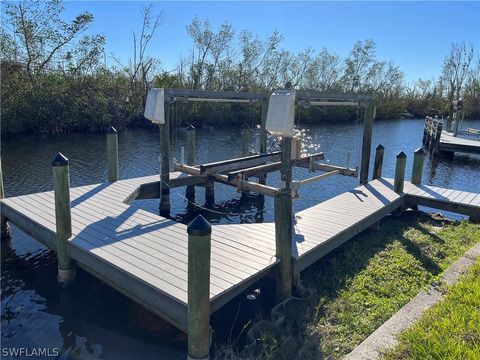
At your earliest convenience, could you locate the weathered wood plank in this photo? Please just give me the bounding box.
[213,224,276,253]
[210,173,279,197]
[38,194,241,290]
[406,194,479,219]
[296,209,366,227]
[12,191,278,316]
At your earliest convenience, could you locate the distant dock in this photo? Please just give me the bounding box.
[438,131,480,155]
[422,116,480,156]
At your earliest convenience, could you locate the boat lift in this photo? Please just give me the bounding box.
[144,88,375,213]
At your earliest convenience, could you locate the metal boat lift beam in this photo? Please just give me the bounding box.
[295,90,372,104]
[163,88,371,104]
[172,97,259,104]
[302,101,361,107]
[164,89,268,103]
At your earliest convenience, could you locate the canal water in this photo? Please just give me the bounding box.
[1,118,479,359]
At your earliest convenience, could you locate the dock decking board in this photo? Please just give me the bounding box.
[400,180,480,219]
[292,178,404,272]
[1,176,278,331]
[33,191,276,290]
[439,131,480,155]
[2,174,479,333]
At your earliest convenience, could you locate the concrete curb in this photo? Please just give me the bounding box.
[343,242,480,360]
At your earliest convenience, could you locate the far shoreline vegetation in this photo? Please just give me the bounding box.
[1,1,479,135]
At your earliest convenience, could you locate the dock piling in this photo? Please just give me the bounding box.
[52,153,75,287]
[411,148,425,185]
[241,126,253,156]
[260,98,268,154]
[446,113,453,132]
[453,108,464,137]
[394,152,407,193]
[433,121,443,154]
[0,157,11,242]
[259,98,268,185]
[275,137,293,302]
[186,125,196,165]
[422,118,428,145]
[187,215,212,360]
[180,147,185,164]
[107,126,119,182]
[275,191,293,302]
[359,102,375,185]
[205,181,215,206]
[186,125,196,199]
[159,101,171,216]
[372,144,384,180]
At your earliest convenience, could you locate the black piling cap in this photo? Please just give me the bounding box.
[376,144,384,150]
[414,148,425,155]
[107,126,117,134]
[52,152,69,167]
[397,151,407,159]
[187,124,195,131]
[187,215,212,236]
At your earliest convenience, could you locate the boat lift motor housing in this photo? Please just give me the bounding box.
[266,90,296,137]
[145,88,166,124]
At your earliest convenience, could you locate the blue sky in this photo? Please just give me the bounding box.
[60,1,479,83]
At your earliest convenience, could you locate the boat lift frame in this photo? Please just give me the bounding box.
[157,88,375,213]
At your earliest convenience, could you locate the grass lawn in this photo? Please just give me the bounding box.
[383,258,480,360]
[240,211,480,360]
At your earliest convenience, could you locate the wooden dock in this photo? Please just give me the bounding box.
[0,174,277,332]
[2,174,479,332]
[438,131,480,155]
[294,178,479,273]
[422,116,480,156]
